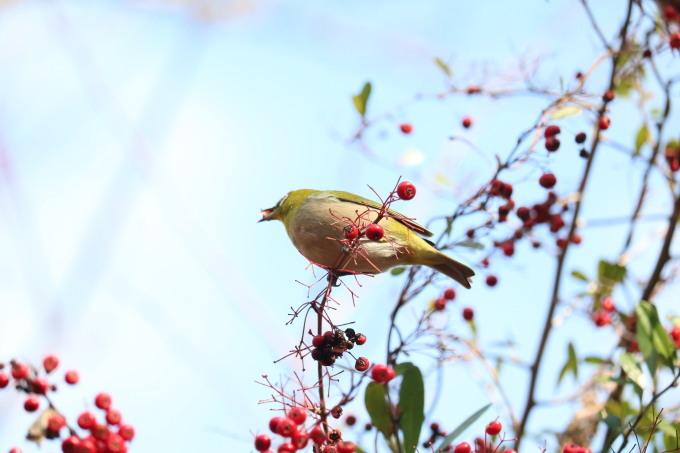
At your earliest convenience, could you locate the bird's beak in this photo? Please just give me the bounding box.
[259,207,279,222]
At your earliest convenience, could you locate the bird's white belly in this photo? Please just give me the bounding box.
[286,196,411,273]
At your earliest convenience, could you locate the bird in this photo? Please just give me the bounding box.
[259,189,475,288]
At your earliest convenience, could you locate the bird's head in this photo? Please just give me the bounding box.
[259,189,316,226]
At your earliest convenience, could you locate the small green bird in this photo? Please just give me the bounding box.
[260,189,474,288]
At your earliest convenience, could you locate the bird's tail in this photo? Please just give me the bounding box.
[428,254,475,289]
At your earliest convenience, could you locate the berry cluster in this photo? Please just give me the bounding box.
[662,4,680,48]
[591,296,616,328]
[340,181,417,246]
[310,328,366,367]
[422,422,451,450]
[0,355,134,453]
[255,409,357,453]
[450,419,514,453]
[433,287,456,311]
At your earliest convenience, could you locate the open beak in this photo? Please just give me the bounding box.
[259,207,278,222]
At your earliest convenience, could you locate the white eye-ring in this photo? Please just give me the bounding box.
[277,194,289,207]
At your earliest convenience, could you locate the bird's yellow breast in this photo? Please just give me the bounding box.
[285,192,430,273]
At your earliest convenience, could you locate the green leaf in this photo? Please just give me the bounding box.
[390,267,406,276]
[395,362,415,376]
[437,404,491,451]
[550,105,582,119]
[453,240,484,250]
[634,124,650,155]
[584,356,607,364]
[434,57,452,77]
[619,352,645,390]
[635,301,676,373]
[598,260,627,284]
[365,382,394,440]
[352,81,372,117]
[399,364,425,453]
[558,342,579,385]
[571,270,589,282]
[355,447,368,453]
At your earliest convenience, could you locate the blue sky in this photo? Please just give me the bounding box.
[0,0,678,451]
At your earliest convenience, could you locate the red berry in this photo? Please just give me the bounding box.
[106,409,122,425]
[292,430,310,449]
[277,418,296,437]
[371,364,395,383]
[486,420,502,436]
[9,448,22,453]
[47,413,66,432]
[312,335,325,347]
[0,372,9,388]
[269,416,284,433]
[545,137,561,152]
[355,357,370,372]
[278,443,296,453]
[396,181,417,200]
[94,392,112,410]
[462,116,473,129]
[556,237,568,250]
[593,311,611,327]
[563,444,582,453]
[43,354,60,373]
[11,363,30,380]
[671,32,680,49]
[106,433,126,453]
[501,241,514,257]
[575,132,587,143]
[443,288,456,300]
[343,224,359,241]
[400,123,413,134]
[503,450,518,453]
[466,85,481,94]
[62,435,81,453]
[601,297,615,313]
[544,125,561,138]
[664,5,678,20]
[255,434,272,452]
[346,415,357,426]
[433,297,447,311]
[516,206,530,221]
[355,334,367,345]
[365,224,384,241]
[65,370,79,385]
[539,173,557,189]
[309,425,327,445]
[603,90,614,102]
[32,377,49,394]
[78,411,97,429]
[24,395,40,412]
[598,115,610,130]
[462,307,474,321]
[454,442,472,453]
[337,441,357,453]
[91,424,109,441]
[669,325,680,348]
[77,439,97,453]
[118,424,135,441]
[287,407,307,425]
[486,275,498,287]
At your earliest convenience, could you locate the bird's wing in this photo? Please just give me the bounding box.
[330,191,434,238]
